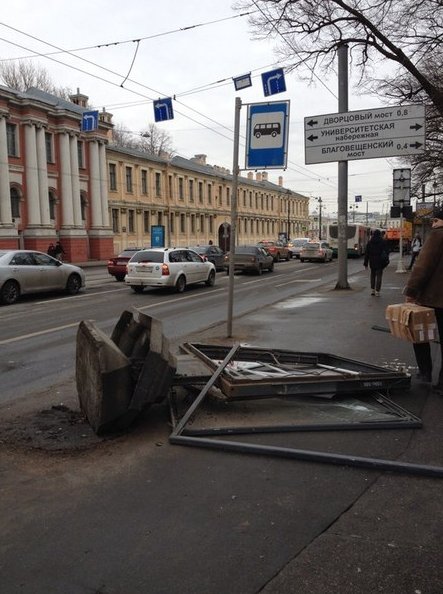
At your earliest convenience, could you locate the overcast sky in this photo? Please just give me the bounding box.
[1,0,410,217]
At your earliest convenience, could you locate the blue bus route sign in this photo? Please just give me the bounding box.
[245,100,290,169]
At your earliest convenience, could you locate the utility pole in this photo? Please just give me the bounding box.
[318,197,323,239]
[336,43,350,290]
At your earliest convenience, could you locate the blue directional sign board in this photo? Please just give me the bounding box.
[245,101,290,169]
[261,68,286,97]
[81,110,99,132]
[153,98,174,122]
[151,225,165,247]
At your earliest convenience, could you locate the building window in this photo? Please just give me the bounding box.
[45,132,53,163]
[200,214,205,233]
[191,214,195,233]
[219,185,223,206]
[109,163,117,191]
[77,141,84,169]
[141,169,148,194]
[126,167,133,192]
[180,214,186,233]
[6,123,17,157]
[178,177,184,200]
[243,190,247,207]
[198,181,203,203]
[80,194,87,222]
[170,212,174,233]
[128,209,135,232]
[168,175,173,199]
[158,211,163,226]
[112,208,119,233]
[209,216,213,234]
[143,211,150,233]
[10,187,20,218]
[48,191,56,220]
[155,172,161,197]
[189,179,194,202]
[226,187,230,206]
[208,184,212,204]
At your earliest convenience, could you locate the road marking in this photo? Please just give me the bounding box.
[276,278,322,287]
[136,288,225,310]
[35,287,128,304]
[0,322,80,345]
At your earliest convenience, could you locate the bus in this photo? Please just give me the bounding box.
[326,223,370,258]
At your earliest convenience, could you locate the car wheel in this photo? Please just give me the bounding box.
[175,275,186,293]
[205,270,216,287]
[225,268,230,275]
[269,261,274,272]
[0,280,20,305]
[115,274,125,282]
[286,252,291,261]
[323,255,327,263]
[66,273,82,295]
[256,265,263,275]
[131,286,144,294]
[300,258,305,263]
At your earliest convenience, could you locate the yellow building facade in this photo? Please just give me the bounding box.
[106,146,310,254]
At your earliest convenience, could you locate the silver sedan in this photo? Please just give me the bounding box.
[0,250,86,305]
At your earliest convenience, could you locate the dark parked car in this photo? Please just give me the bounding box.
[224,245,274,275]
[107,248,143,281]
[189,245,225,271]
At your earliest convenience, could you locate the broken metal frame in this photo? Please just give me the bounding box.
[181,343,411,400]
[169,343,443,479]
[169,390,422,436]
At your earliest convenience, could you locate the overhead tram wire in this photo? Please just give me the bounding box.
[0,24,335,188]
[0,11,258,62]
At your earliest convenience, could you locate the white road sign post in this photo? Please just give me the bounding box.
[304,105,425,164]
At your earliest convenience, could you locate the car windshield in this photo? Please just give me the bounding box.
[119,249,141,258]
[130,250,164,263]
[293,240,308,246]
[189,246,206,254]
[305,243,320,249]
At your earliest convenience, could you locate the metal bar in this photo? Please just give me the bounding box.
[172,343,240,436]
[169,434,443,479]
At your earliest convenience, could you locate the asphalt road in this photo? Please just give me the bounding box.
[0,258,364,404]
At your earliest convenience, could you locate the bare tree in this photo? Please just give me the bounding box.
[111,121,174,158]
[235,1,443,114]
[235,0,443,188]
[0,60,72,99]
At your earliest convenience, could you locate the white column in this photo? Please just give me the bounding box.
[70,134,82,226]
[59,131,74,226]
[98,141,109,227]
[35,126,50,226]
[0,116,13,225]
[89,140,102,227]
[25,123,41,225]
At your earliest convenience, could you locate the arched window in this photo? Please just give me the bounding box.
[10,187,21,219]
[48,191,57,220]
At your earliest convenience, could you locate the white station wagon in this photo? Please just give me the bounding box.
[125,247,216,293]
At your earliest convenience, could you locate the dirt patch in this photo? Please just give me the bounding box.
[0,404,107,453]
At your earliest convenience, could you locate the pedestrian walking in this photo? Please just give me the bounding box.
[364,229,389,296]
[407,232,422,270]
[47,243,56,258]
[54,241,65,262]
[403,208,443,392]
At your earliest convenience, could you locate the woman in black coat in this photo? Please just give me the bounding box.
[364,229,389,296]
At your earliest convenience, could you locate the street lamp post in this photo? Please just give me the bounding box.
[315,197,323,239]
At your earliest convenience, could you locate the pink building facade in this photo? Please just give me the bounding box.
[0,86,114,262]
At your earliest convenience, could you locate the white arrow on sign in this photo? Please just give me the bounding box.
[265,72,283,95]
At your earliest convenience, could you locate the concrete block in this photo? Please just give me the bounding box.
[76,320,134,434]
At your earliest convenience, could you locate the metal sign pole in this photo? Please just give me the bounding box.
[227,97,242,338]
[336,44,350,290]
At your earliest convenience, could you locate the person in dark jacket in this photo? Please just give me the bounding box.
[404,207,443,391]
[364,229,389,296]
[54,241,65,261]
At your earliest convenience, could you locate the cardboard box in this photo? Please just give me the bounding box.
[385,303,437,343]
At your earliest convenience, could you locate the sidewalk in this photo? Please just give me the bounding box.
[0,261,442,594]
